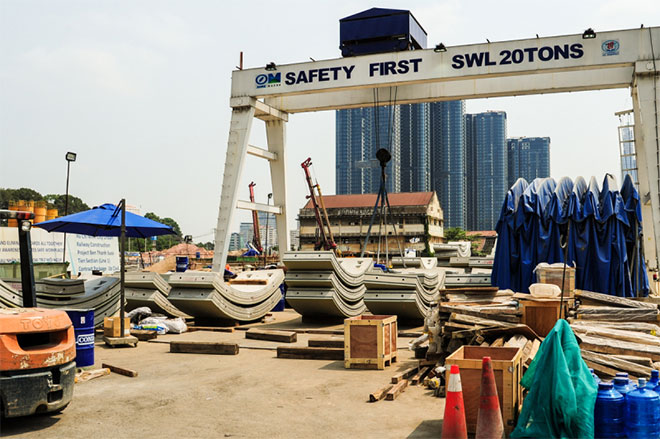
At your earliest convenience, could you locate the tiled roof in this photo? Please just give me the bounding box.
[303,192,435,209]
[466,230,498,237]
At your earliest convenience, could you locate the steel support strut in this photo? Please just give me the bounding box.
[212,105,255,270]
[633,59,660,280]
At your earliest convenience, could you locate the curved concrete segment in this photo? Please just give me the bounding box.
[125,288,190,318]
[167,286,282,322]
[363,290,430,322]
[125,272,171,296]
[285,271,366,302]
[282,251,372,288]
[168,269,284,307]
[286,289,366,318]
[166,269,284,322]
[391,257,438,270]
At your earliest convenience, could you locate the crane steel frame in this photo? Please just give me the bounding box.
[212,26,660,280]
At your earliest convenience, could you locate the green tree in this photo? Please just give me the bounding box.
[0,188,43,209]
[444,227,468,242]
[196,242,214,250]
[130,212,183,251]
[43,194,90,215]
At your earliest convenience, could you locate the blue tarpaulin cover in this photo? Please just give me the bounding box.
[492,175,649,297]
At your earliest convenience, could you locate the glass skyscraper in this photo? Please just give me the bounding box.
[507,137,551,187]
[465,111,508,231]
[430,101,466,228]
[336,106,401,195]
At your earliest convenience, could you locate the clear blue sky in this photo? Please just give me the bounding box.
[1,0,657,240]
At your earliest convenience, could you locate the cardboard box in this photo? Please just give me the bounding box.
[104,317,130,337]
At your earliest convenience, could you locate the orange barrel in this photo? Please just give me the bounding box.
[46,208,58,220]
[34,201,47,223]
[8,201,18,227]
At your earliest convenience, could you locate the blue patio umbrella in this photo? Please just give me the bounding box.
[35,203,175,238]
[35,200,176,341]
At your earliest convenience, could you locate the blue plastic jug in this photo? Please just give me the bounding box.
[614,375,634,396]
[594,381,625,438]
[650,370,660,389]
[589,368,601,384]
[625,378,660,439]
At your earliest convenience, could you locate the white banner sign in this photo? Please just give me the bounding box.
[0,227,120,274]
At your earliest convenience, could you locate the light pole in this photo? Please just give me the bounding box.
[63,151,77,263]
[264,193,272,267]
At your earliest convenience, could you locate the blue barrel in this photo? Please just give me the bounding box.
[65,309,95,367]
[625,378,660,439]
[175,256,189,272]
[195,251,201,259]
[595,382,625,439]
[614,375,634,396]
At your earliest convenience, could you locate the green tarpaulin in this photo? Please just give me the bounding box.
[511,319,598,438]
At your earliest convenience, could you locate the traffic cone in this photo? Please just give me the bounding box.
[476,356,504,439]
[442,364,468,439]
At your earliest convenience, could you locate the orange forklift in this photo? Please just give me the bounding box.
[0,209,76,417]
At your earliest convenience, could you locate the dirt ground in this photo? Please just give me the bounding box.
[1,311,445,438]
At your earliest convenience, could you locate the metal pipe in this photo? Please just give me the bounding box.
[120,199,126,337]
[63,160,71,263]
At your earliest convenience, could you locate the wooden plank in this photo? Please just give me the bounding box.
[571,324,660,347]
[391,365,419,384]
[581,350,652,377]
[614,355,654,367]
[578,334,660,361]
[130,329,157,341]
[490,337,504,347]
[75,368,110,383]
[411,366,432,385]
[584,359,619,378]
[245,328,297,343]
[276,347,343,360]
[440,305,521,322]
[187,326,235,333]
[101,363,138,378]
[576,307,658,321]
[449,313,518,329]
[504,334,528,349]
[308,338,343,348]
[227,279,268,285]
[443,322,483,332]
[369,384,394,402]
[385,380,408,400]
[526,339,541,366]
[170,341,239,355]
[575,290,658,309]
[571,320,660,335]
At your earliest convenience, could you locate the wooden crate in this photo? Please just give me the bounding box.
[445,346,523,436]
[536,265,575,297]
[521,299,563,337]
[344,315,397,370]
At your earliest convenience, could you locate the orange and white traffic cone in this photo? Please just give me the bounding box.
[476,356,504,439]
[442,364,468,439]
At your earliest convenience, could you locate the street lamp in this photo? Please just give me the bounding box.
[63,151,77,262]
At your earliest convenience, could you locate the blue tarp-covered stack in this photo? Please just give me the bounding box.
[492,174,649,297]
